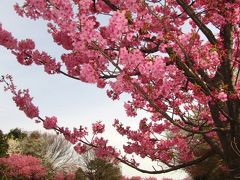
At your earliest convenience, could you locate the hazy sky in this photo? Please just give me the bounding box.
[0,1,187,179]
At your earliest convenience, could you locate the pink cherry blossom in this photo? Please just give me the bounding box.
[12,89,39,119]
[0,24,18,49]
[218,92,228,102]
[92,121,105,134]
[43,116,58,129]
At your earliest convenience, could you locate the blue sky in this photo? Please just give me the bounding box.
[0,1,187,179]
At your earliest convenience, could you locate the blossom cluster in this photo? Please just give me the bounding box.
[43,116,58,129]
[0,23,18,49]
[92,121,105,134]
[12,89,39,119]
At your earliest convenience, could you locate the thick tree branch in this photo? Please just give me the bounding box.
[140,40,162,54]
[144,1,214,91]
[166,48,211,95]
[116,150,215,174]
[58,70,80,80]
[176,0,217,45]
[202,134,224,158]
[102,0,119,11]
[38,116,215,175]
[219,23,240,141]
[131,81,224,134]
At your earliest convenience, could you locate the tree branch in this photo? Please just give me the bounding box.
[116,150,214,174]
[166,47,211,95]
[102,0,119,11]
[176,0,217,45]
[58,70,80,81]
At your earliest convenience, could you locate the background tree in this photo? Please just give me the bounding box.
[7,138,22,155]
[0,154,45,179]
[20,131,47,158]
[85,158,121,180]
[77,149,122,180]
[75,167,87,180]
[5,130,80,179]
[53,171,76,180]
[0,0,240,179]
[41,133,80,173]
[6,128,27,155]
[0,130,8,157]
[7,128,27,140]
[19,131,80,178]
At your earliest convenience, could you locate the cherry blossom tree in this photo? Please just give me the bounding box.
[19,132,80,174]
[0,154,45,179]
[0,0,240,179]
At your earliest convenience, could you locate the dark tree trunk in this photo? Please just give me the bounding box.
[224,125,240,179]
[210,3,240,176]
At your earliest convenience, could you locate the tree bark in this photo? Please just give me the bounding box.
[212,13,240,179]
